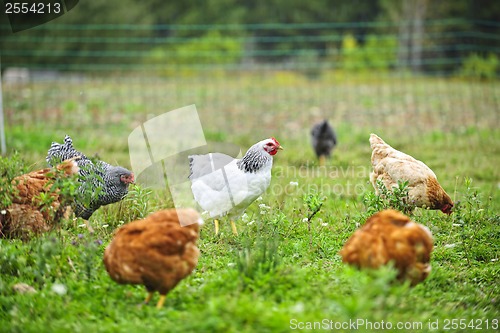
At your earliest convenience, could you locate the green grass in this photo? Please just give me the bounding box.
[0,73,499,332]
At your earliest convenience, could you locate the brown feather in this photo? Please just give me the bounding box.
[103,208,202,305]
[2,204,49,240]
[1,159,79,240]
[12,159,79,207]
[425,177,453,211]
[340,209,433,286]
[369,133,453,214]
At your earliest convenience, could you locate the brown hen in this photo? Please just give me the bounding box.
[1,159,79,240]
[103,208,203,309]
[370,133,453,214]
[340,209,433,286]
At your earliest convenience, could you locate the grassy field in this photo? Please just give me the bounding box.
[0,72,499,332]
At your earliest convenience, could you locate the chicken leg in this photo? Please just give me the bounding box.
[230,220,238,235]
[319,155,326,167]
[144,292,167,308]
[144,291,154,304]
[214,219,238,235]
[214,219,220,235]
[156,295,167,309]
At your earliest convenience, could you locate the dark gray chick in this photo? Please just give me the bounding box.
[311,120,337,166]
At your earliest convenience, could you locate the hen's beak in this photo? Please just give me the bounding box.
[278,145,284,150]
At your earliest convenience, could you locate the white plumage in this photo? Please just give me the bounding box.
[188,138,282,234]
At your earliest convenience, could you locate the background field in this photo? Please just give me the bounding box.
[1,7,500,333]
[1,72,499,332]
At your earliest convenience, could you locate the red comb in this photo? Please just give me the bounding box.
[271,137,280,146]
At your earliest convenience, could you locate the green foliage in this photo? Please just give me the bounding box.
[69,233,103,281]
[0,77,499,331]
[0,239,28,277]
[31,237,64,286]
[35,166,79,223]
[110,184,154,225]
[363,35,398,70]
[0,152,28,209]
[459,53,499,80]
[452,178,498,264]
[0,154,81,239]
[340,33,397,72]
[145,30,243,76]
[236,235,281,289]
[363,180,412,215]
[334,265,409,320]
[340,34,365,71]
[303,191,324,218]
[76,160,104,211]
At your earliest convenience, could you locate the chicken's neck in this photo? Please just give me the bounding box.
[237,149,272,173]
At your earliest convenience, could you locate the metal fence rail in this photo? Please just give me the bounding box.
[1,19,499,148]
[1,19,499,74]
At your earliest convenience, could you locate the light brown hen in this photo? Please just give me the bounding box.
[370,133,453,214]
[103,208,203,308]
[1,159,79,240]
[340,209,433,286]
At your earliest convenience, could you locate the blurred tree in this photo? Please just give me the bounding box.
[1,0,499,73]
[379,0,428,72]
[1,0,155,71]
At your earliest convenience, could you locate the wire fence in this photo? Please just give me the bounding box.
[1,19,499,143]
[2,19,500,73]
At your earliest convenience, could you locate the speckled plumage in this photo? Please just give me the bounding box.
[188,138,281,220]
[46,135,134,219]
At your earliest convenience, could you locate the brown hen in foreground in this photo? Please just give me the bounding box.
[369,133,453,214]
[103,208,203,309]
[1,159,79,240]
[340,209,433,286]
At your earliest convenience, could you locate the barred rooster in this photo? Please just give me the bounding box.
[46,135,134,219]
[189,137,282,235]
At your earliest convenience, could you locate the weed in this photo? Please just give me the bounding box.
[363,180,413,215]
[31,236,63,287]
[0,155,81,240]
[303,191,324,250]
[97,184,155,229]
[452,178,498,265]
[0,152,28,209]
[236,234,281,290]
[69,233,103,281]
[118,184,154,221]
[0,76,498,331]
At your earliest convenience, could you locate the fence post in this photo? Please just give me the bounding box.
[0,57,6,155]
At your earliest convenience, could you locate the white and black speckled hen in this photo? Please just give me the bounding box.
[311,119,337,166]
[46,135,134,219]
[188,137,282,235]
